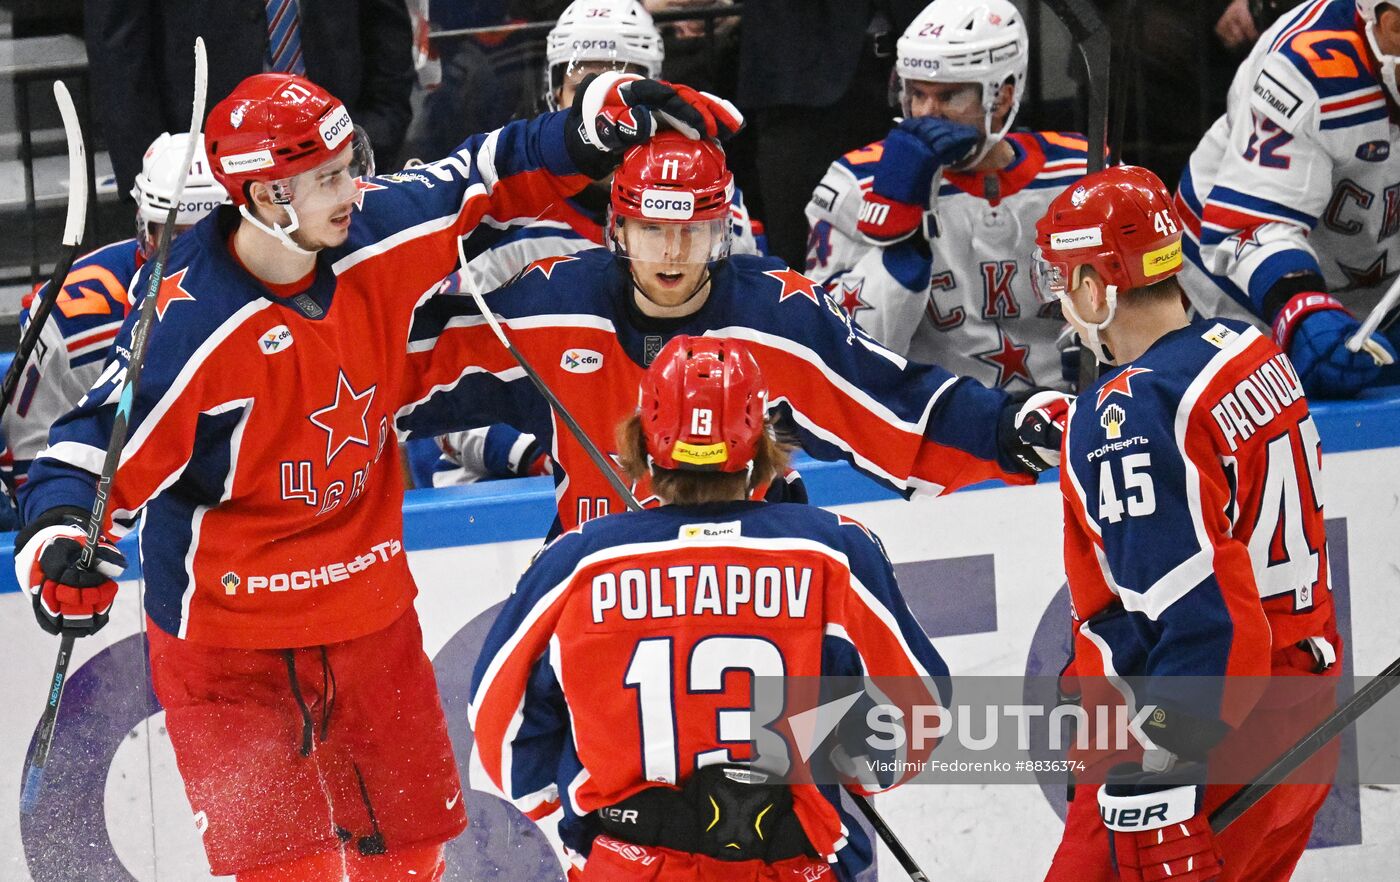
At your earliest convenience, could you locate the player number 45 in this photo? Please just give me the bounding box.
[1098,452,1156,524]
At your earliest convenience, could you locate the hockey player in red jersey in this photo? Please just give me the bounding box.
[14,70,740,880]
[470,335,947,880]
[1031,166,1340,882]
[404,131,1064,536]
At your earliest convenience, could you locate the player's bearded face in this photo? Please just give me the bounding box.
[621,218,725,308]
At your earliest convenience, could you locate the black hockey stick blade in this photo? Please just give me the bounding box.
[1,81,88,417]
[1210,654,1400,833]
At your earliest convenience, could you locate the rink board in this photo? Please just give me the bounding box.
[1,390,1398,881]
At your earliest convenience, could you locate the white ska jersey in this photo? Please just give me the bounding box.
[805,131,1091,392]
[1177,0,1400,326]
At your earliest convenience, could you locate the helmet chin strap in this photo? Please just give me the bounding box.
[1363,20,1400,106]
[1057,282,1119,366]
[239,202,319,256]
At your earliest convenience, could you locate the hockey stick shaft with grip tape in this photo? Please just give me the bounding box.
[20,37,209,816]
[1,83,88,426]
[458,258,931,880]
[1210,653,1400,833]
[1346,271,1400,354]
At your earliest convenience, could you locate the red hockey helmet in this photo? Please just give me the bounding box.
[1031,165,1184,300]
[205,73,370,207]
[638,335,767,472]
[609,131,733,264]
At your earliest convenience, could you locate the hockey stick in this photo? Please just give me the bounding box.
[457,260,642,512]
[20,37,208,816]
[1210,653,1400,833]
[0,82,88,425]
[1345,270,1400,359]
[456,259,932,880]
[1041,0,1111,394]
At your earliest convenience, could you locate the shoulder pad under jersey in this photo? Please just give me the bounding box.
[1249,1,1388,138]
[805,138,885,233]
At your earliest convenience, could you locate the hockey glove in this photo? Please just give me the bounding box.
[16,520,127,637]
[857,117,980,245]
[1099,763,1222,882]
[1272,292,1396,398]
[999,388,1072,473]
[565,72,745,178]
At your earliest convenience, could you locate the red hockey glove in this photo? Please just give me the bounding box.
[566,72,744,177]
[999,388,1072,474]
[1099,764,1222,882]
[16,522,127,637]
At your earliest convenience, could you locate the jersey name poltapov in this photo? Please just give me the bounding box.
[590,563,813,623]
[1209,352,1305,451]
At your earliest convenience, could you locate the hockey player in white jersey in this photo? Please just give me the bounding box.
[1,132,226,487]
[805,0,1090,392]
[1177,0,1400,397]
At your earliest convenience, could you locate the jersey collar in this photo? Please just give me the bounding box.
[943,133,1042,204]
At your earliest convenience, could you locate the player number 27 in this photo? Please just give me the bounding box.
[625,636,788,783]
[1098,453,1156,524]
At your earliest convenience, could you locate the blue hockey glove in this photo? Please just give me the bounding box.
[1272,292,1396,398]
[857,117,979,244]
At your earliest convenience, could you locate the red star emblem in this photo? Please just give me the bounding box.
[352,178,387,210]
[1095,366,1153,409]
[838,277,871,316]
[155,267,195,320]
[308,370,376,466]
[524,254,580,280]
[1232,227,1262,260]
[764,267,822,304]
[1337,253,1396,291]
[973,329,1033,388]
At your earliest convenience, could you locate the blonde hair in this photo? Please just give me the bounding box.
[614,413,791,505]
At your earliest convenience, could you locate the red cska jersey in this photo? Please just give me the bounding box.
[469,500,946,875]
[21,113,588,648]
[1061,319,1338,734]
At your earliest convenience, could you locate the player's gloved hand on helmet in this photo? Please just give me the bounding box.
[999,388,1072,474]
[1271,291,1396,398]
[15,517,127,637]
[857,117,980,245]
[1099,762,1223,882]
[565,72,744,178]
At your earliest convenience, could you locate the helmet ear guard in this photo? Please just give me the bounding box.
[1033,166,1186,365]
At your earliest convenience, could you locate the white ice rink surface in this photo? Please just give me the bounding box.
[3,450,1398,879]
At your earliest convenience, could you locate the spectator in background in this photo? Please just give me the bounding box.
[735,0,927,268]
[84,0,415,198]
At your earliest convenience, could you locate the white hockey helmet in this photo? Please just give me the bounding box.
[131,132,228,257]
[1358,1,1400,104]
[896,0,1029,166]
[544,0,664,110]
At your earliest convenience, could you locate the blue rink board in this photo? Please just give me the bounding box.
[1,385,1398,592]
